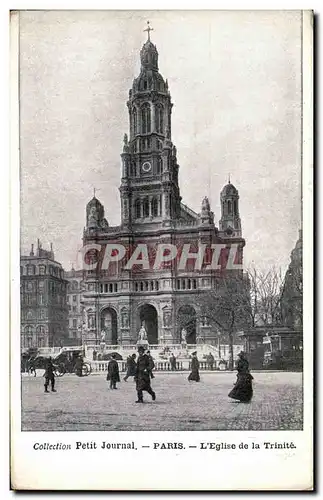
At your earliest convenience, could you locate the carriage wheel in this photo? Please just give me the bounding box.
[55,364,66,377]
[82,362,91,376]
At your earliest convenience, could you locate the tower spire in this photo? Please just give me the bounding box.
[144,20,153,41]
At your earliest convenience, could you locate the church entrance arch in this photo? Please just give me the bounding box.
[100,307,118,345]
[177,305,197,344]
[137,304,158,344]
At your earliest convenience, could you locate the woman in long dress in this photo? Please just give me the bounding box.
[188,351,200,382]
[228,352,253,402]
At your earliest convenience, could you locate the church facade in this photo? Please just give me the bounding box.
[81,30,245,346]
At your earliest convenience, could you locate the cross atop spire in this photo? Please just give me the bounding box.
[228,173,231,184]
[144,20,154,41]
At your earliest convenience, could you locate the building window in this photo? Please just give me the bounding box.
[193,279,197,289]
[143,198,149,218]
[132,107,137,135]
[182,280,186,290]
[73,319,77,328]
[135,282,139,292]
[27,265,34,275]
[227,200,232,214]
[109,283,113,293]
[73,306,77,312]
[152,197,158,217]
[73,295,77,302]
[39,265,46,275]
[38,281,44,290]
[114,283,118,292]
[155,104,164,134]
[140,282,144,292]
[100,284,103,293]
[27,281,33,292]
[141,103,151,134]
[155,281,159,291]
[135,199,141,219]
[188,279,191,289]
[156,157,162,174]
[39,294,44,305]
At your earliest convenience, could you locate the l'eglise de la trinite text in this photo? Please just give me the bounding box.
[76,441,137,450]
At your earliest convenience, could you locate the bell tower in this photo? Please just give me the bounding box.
[120,22,181,227]
[219,178,242,237]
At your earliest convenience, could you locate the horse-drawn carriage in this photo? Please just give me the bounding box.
[23,347,92,377]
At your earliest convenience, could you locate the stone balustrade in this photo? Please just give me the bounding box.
[90,359,227,373]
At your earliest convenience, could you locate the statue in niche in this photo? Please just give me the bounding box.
[181,328,187,344]
[138,322,148,341]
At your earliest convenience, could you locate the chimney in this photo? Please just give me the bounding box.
[30,243,34,256]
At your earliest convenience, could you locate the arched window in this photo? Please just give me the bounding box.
[233,200,237,214]
[227,200,232,214]
[135,199,141,219]
[133,108,137,135]
[140,282,144,291]
[141,103,151,134]
[156,157,162,174]
[152,197,158,217]
[143,198,149,218]
[155,104,164,134]
[157,139,162,150]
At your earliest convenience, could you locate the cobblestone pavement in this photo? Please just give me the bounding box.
[21,371,303,431]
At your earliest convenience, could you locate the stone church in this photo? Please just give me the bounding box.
[81,28,245,346]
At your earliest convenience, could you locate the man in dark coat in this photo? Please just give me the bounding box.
[44,357,56,393]
[207,352,215,370]
[188,351,200,382]
[134,346,156,403]
[170,353,177,371]
[107,354,120,389]
[146,350,155,378]
[75,354,84,377]
[124,353,137,381]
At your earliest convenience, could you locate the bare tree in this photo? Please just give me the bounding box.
[247,266,284,327]
[196,272,251,369]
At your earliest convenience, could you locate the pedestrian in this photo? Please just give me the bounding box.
[43,357,56,393]
[124,353,137,381]
[75,354,84,377]
[134,346,156,403]
[92,349,97,361]
[207,352,215,370]
[107,354,120,389]
[170,353,177,371]
[28,356,37,377]
[146,350,155,378]
[188,351,200,382]
[228,351,254,403]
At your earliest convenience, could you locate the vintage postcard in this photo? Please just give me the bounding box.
[10,9,313,490]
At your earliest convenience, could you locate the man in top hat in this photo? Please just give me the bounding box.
[188,351,200,382]
[134,345,156,403]
[107,354,120,390]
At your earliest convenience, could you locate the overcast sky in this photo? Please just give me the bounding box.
[19,10,302,273]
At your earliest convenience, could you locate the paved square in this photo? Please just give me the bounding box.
[21,371,302,431]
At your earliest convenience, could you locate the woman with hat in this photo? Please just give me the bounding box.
[228,351,253,403]
[188,351,200,382]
